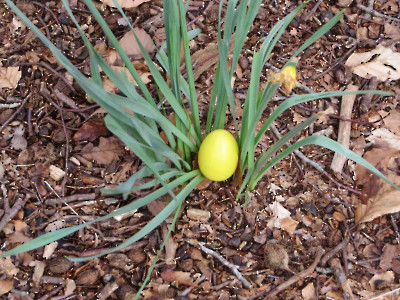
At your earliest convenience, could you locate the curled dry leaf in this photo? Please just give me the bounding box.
[355,149,400,223]
[345,44,400,81]
[267,201,298,233]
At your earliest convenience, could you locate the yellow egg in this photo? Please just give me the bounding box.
[198,129,239,181]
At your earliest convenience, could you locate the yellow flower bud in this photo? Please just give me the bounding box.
[268,61,299,94]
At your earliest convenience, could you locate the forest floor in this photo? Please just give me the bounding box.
[1,0,400,299]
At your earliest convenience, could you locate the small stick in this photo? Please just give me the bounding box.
[357,3,400,23]
[45,193,96,206]
[390,214,400,244]
[253,248,325,299]
[187,240,251,288]
[329,258,355,300]
[0,197,27,232]
[331,84,358,174]
[0,93,31,132]
[321,238,349,266]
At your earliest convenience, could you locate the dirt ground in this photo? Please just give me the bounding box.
[1,0,400,299]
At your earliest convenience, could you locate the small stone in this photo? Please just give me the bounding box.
[49,165,65,181]
[187,208,211,222]
[75,268,99,285]
[48,257,73,274]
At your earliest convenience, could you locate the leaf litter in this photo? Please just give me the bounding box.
[2,0,400,299]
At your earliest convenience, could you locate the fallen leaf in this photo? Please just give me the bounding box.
[100,0,149,8]
[279,217,299,234]
[81,136,124,165]
[384,22,400,40]
[383,111,400,136]
[302,282,315,300]
[0,66,21,89]
[64,278,76,296]
[267,201,298,232]
[366,128,400,150]
[379,244,400,271]
[118,29,155,60]
[369,271,394,290]
[345,45,400,81]
[10,124,27,151]
[161,269,196,286]
[43,242,58,259]
[0,256,19,277]
[0,280,13,296]
[73,120,109,142]
[29,260,45,284]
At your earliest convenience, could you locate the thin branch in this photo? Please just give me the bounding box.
[253,248,325,299]
[0,197,27,232]
[357,3,400,23]
[187,241,251,288]
[0,93,31,132]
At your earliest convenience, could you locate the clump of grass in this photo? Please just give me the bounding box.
[2,0,399,296]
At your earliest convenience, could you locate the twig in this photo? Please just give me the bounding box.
[368,286,400,300]
[357,3,400,23]
[311,45,357,80]
[253,248,325,299]
[18,62,76,93]
[329,258,355,300]
[331,85,358,174]
[45,193,96,207]
[321,238,349,266]
[0,93,31,132]
[0,102,22,108]
[270,123,325,173]
[187,241,251,288]
[390,214,400,244]
[58,100,70,196]
[304,0,323,20]
[0,196,27,233]
[271,123,361,194]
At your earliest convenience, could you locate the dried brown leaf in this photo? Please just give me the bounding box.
[366,128,400,150]
[0,67,21,89]
[355,149,400,223]
[161,269,196,286]
[0,280,13,296]
[81,136,124,165]
[345,45,400,81]
[0,256,19,277]
[369,271,395,290]
[383,111,400,136]
[118,29,155,60]
[379,244,400,271]
[73,120,109,142]
[302,282,315,300]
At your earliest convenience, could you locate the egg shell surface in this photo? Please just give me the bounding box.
[198,129,239,181]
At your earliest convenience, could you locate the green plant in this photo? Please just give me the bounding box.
[2,0,399,292]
